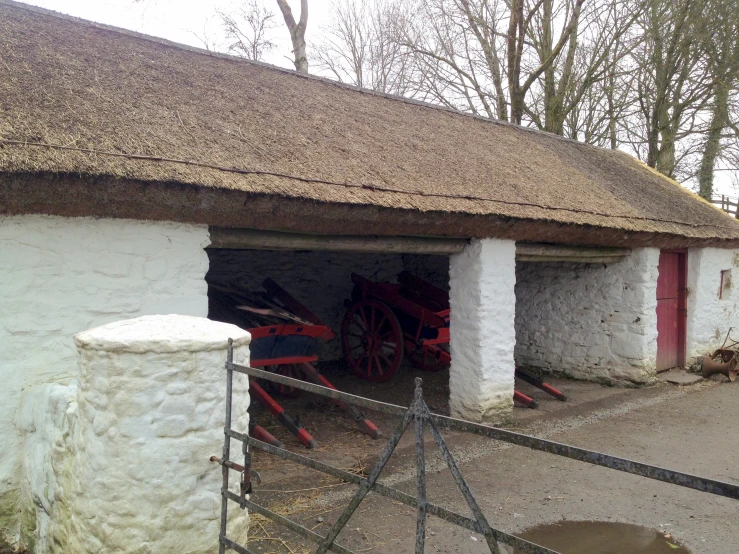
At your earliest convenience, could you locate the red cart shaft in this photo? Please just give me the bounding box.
[299,363,381,439]
[514,368,567,402]
[249,379,317,449]
[513,390,538,409]
[249,421,285,449]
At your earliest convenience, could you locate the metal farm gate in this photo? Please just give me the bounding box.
[211,339,739,554]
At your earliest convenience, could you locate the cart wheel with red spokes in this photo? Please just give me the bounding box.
[408,344,450,372]
[264,364,304,397]
[341,299,404,382]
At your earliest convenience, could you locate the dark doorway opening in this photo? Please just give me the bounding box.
[656,250,687,371]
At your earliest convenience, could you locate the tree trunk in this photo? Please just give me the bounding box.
[290,30,309,73]
[460,0,508,121]
[606,68,618,149]
[698,81,730,200]
[656,123,676,178]
[543,0,580,135]
[507,0,525,125]
[275,0,309,73]
[542,0,556,132]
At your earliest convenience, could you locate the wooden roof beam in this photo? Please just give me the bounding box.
[209,229,630,263]
[208,227,468,254]
[516,243,630,263]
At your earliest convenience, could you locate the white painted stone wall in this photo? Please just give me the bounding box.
[514,248,660,384]
[18,315,251,554]
[0,215,210,547]
[401,254,450,291]
[686,247,739,360]
[449,239,516,422]
[15,383,78,554]
[206,249,449,359]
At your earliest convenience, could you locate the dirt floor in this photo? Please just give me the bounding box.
[238,363,739,554]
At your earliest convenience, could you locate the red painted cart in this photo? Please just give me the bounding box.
[209,277,380,447]
[341,271,451,382]
[341,271,566,407]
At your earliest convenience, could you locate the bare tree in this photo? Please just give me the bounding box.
[529,0,644,135]
[506,0,586,125]
[719,99,739,194]
[189,17,219,52]
[697,0,739,199]
[209,0,735,192]
[624,0,713,178]
[314,0,415,94]
[219,0,278,61]
[393,0,641,132]
[560,28,638,148]
[396,0,509,118]
[275,0,309,73]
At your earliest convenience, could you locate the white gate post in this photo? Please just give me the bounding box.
[52,315,251,553]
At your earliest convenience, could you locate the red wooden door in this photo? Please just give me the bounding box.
[656,250,687,371]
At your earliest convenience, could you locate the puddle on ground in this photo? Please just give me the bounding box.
[513,521,690,554]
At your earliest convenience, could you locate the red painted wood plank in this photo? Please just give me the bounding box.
[656,251,687,371]
[657,298,679,370]
[657,252,679,300]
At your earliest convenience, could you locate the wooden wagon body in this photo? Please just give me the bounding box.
[209,277,378,447]
[341,271,452,383]
[341,272,566,407]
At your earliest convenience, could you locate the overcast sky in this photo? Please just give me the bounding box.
[16,0,737,197]
[19,0,331,68]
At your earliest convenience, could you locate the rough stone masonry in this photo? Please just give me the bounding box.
[449,239,517,422]
[0,214,210,547]
[16,315,250,554]
[514,248,660,384]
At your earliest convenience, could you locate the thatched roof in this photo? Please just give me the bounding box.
[1,0,738,247]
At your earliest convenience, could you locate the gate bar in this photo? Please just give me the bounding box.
[422,400,501,553]
[233,363,739,500]
[315,407,415,553]
[220,535,256,554]
[244,435,558,554]
[414,383,427,554]
[218,340,236,554]
[224,491,354,554]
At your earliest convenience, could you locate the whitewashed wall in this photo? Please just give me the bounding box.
[0,215,210,548]
[15,383,78,554]
[514,248,660,384]
[401,254,450,290]
[206,249,449,360]
[17,315,250,554]
[687,247,739,360]
[449,239,516,422]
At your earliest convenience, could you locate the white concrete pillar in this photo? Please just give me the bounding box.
[449,238,517,422]
[40,315,251,554]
